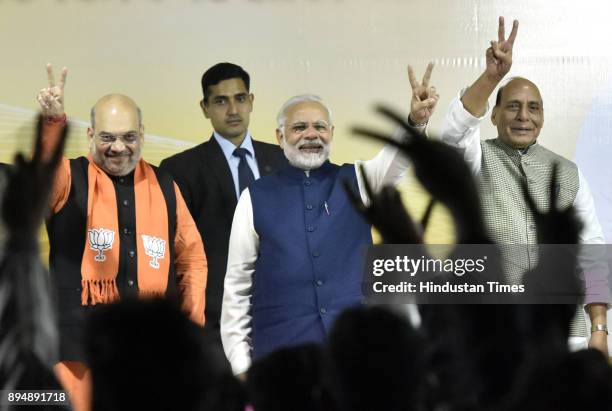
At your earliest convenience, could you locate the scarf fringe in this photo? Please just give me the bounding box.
[81,279,120,305]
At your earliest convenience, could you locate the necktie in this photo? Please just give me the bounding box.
[233,147,255,195]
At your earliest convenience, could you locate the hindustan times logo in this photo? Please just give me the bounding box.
[372,255,487,277]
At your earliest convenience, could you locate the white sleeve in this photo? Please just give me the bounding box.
[440,90,489,176]
[574,169,605,244]
[355,125,422,204]
[221,189,259,375]
[574,169,612,305]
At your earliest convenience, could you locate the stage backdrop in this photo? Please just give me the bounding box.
[1,1,611,248]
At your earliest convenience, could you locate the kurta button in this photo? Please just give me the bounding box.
[119,178,125,184]
[306,204,313,210]
[127,280,134,287]
[320,307,327,314]
[129,250,135,258]
[304,181,311,186]
[312,251,320,257]
[123,228,129,235]
[316,280,323,286]
[307,226,315,232]
[122,199,129,206]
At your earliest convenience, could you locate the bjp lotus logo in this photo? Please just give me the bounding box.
[88,228,115,262]
[141,234,166,269]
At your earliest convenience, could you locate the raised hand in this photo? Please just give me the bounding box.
[36,63,68,118]
[2,115,69,239]
[522,163,581,245]
[486,16,519,81]
[343,163,431,244]
[407,62,439,125]
[352,105,491,244]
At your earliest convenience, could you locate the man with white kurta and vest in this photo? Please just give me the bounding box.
[37,64,207,411]
[221,65,439,377]
[439,18,610,355]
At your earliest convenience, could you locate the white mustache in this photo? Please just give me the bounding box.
[296,139,326,149]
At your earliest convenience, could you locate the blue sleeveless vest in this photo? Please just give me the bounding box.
[248,161,372,359]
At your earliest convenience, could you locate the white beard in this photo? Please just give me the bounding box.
[281,137,331,170]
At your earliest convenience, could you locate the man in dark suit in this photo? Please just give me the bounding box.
[159,63,287,339]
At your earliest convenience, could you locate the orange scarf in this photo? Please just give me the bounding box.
[80,156,170,305]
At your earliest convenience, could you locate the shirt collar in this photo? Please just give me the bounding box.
[213,131,255,162]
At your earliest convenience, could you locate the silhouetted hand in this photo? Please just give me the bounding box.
[522,162,582,245]
[521,163,582,306]
[344,163,434,244]
[2,115,69,241]
[352,105,490,243]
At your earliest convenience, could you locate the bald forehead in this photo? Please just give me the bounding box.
[92,94,141,131]
[499,78,543,104]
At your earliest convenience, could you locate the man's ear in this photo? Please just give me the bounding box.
[491,107,498,126]
[87,127,94,142]
[200,99,210,119]
[275,128,284,146]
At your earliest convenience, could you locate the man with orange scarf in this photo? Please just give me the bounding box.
[37,64,208,411]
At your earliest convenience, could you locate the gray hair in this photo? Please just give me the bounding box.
[90,106,142,131]
[276,94,334,131]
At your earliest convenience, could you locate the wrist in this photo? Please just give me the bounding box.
[45,113,66,123]
[591,324,609,335]
[407,114,427,127]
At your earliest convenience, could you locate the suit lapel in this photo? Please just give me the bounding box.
[254,140,280,176]
[200,135,238,212]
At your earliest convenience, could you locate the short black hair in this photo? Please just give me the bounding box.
[201,62,250,103]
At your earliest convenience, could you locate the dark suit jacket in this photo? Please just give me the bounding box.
[159,136,287,331]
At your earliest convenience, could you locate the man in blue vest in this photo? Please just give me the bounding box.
[221,65,439,376]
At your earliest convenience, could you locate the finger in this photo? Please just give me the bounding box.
[521,178,539,216]
[426,86,438,99]
[375,104,425,141]
[48,121,69,170]
[342,179,366,214]
[420,198,436,231]
[421,62,434,88]
[498,16,505,43]
[507,19,519,45]
[493,48,509,62]
[36,94,49,110]
[549,162,559,212]
[46,63,55,87]
[490,40,500,53]
[413,99,437,111]
[357,162,375,203]
[13,153,27,169]
[407,65,419,90]
[32,114,45,164]
[58,67,68,92]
